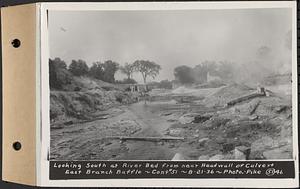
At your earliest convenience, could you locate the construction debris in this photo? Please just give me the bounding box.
[198,138,209,146]
[234,146,251,160]
[168,128,183,136]
[106,136,185,142]
[226,92,265,107]
[249,100,261,115]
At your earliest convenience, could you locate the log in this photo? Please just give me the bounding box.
[226,92,265,106]
[105,136,185,141]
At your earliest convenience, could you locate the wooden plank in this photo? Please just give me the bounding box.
[227,93,265,106]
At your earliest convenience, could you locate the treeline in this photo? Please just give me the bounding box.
[49,58,161,90]
[174,61,235,84]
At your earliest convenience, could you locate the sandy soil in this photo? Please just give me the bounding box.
[51,100,191,160]
[51,84,292,160]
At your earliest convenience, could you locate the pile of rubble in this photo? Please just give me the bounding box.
[163,83,292,160]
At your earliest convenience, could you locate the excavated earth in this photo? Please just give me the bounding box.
[50,79,293,160]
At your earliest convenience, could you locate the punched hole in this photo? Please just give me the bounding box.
[11,39,21,48]
[13,142,22,151]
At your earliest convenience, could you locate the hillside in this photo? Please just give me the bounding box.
[50,76,139,128]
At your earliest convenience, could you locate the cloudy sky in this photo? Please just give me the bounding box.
[48,8,292,83]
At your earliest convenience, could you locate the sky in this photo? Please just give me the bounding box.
[48,8,292,83]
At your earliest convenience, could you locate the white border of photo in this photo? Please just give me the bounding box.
[39,1,298,187]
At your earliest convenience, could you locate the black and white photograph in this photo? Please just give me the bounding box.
[48,6,294,161]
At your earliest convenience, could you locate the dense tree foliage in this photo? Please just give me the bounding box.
[193,61,217,83]
[89,62,104,80]
[174,61,235,85]
[88,60,119,83]
[158,80,173,89]
[174,65,195,84]
[49,58,73,90]
[68,59,89,76]
[49,57,162,91]
[101,60,119,83]
[133,60,161,84]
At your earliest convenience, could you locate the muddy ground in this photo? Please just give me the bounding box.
[50,83,293,160]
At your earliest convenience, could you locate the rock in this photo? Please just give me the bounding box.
[172,153,186,160]
[216,137,226,144]
[188,140,195,144]
[263,147,292,159]
[188,150,200,158]
[198,155,210,160]
[222,143,235,153]
[193,115,210,123]
[249,115,258,120]
[274,105,289,113]
[198,138,209,146]
[249,151,265,160]
[234,146,251,160]
[193,134,200,138]
[209,154,224,160]
[169,128,182,136]
[178,114,197,124]
[195,129,199,133]
[251,136,277,152]
[223,153,235,159]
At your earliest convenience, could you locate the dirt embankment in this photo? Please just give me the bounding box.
[50,76,139,128]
